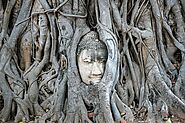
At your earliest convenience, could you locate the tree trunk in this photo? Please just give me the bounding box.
[0,0,185,123]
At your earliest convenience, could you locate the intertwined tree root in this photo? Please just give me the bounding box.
[0,0,185,123]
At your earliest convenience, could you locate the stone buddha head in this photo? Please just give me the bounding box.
[77,31,108,85]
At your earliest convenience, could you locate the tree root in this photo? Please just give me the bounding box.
[64,105,92,123]
[114,92,134,122]
[149,65,185,120]
[0,72,13,122]
[174,56,185,101]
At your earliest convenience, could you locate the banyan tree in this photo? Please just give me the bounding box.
[0,0,185,122]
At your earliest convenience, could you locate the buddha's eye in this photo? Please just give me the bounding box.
[98,58,106,63]
[83,58,92,63]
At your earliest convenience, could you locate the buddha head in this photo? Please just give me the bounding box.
[77,31,108,85]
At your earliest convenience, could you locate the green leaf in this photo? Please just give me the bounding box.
[165,118,172,123]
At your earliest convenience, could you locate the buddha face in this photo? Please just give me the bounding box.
[77,48,107,85]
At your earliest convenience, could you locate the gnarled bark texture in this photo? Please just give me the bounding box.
[0,0,185,123]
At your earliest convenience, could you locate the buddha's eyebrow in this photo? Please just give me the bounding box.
[97,53,107,59]
[82,53,94,60]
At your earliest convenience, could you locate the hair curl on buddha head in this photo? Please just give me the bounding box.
[77,31,107,55]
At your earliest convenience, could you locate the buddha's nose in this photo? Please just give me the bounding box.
[91,62,102,76]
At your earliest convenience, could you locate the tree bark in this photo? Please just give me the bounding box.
[0,0,185,123]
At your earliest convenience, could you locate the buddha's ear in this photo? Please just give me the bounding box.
[81,50,86,60]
